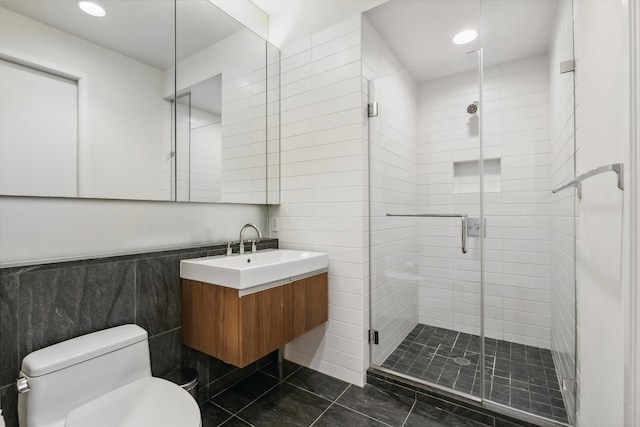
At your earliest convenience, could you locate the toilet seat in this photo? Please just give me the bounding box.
[65,377,201,427]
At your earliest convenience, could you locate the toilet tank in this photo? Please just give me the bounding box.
[18,324,152,427]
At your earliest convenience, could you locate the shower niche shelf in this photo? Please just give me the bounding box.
[453,158,501,193]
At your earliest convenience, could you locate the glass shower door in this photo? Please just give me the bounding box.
[480,0,576,423]
[369,51,484,398]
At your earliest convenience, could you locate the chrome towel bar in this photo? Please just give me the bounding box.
[385,213,468,254]
[551,163,624,199]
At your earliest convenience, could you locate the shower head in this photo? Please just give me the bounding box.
[467,101,478,115]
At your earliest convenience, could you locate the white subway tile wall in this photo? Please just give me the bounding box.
[176,99,190,201]
[267,44,281,204]
[221,59,268,204]
[162,101,173,201]
[549,0,576,422]
[175,103,222,203]
[275,15,370,386]
[417,54,553,349]
[416,56,483,338]
[190,110,222,203]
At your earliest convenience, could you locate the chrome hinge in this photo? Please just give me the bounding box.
[367,102,379,118]
[562,378,577,393]
[560,59,575,74]
[368,329,379,344]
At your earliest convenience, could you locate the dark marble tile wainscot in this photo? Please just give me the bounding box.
[0,239,278,427]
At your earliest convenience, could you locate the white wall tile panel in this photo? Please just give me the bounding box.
[417,54,553,347]
[274,15,370,386]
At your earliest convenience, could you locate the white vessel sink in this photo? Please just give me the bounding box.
[180,249,328,290]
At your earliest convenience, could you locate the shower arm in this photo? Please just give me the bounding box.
[385,213,468,254]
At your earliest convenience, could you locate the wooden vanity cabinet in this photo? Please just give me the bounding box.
[182,272,328,367]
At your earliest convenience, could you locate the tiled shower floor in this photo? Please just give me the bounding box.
[381,324,569,423]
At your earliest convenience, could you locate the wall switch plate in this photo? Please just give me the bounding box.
[467,217,486,237]
[270,216,279,232]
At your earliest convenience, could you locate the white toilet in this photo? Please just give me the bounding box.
[17,324,201,427]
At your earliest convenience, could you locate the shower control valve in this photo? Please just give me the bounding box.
[466,217,486,237]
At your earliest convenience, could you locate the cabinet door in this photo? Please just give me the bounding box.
[182,279,240,364]
[291,273,329,338]
[240,285,287,366]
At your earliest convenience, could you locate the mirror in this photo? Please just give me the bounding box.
[0,0,280,204]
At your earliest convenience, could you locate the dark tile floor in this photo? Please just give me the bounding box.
[381,324,568,423]
[200,360,504,427]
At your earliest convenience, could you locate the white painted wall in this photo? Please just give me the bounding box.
[0,59,78,198]
[573,0,628,425]
[548,0,576,421]
[363,17,419,366]
[273,15,369,386]
[0,6,170,201]
[626,0,640,424]
[0,196,267,267]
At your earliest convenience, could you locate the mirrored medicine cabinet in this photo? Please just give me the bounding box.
[0,0,280,205]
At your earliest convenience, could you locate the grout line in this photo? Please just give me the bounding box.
[203,401,235,424]
[400,398,417,427]
[226,381,280,416]
[306,382,351,427]
[260,361,302,382]
[330,401,395,427]
[330,385,397,426]
[282,380,335,404]
[233,415,256,427]
[309,402,335,426]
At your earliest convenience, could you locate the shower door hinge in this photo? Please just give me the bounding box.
[560,59,575,74]
[368,102,379,118]
[368,329,379,344]
[562,378,577,393]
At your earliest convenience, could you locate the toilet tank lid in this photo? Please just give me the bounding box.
[21,325,148,377]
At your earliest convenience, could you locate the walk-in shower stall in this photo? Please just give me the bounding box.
[366,0,576,425]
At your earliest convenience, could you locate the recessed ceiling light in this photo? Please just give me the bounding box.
[453,29,478,45]
[77,1,106,17]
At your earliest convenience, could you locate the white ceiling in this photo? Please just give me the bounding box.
[0,0,245,70]
[364,0,559,82]
[365,0,482,72]
[251,0,387,47]
[3,0,560,79]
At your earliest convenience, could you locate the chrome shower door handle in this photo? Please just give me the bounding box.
[461,215,468,254]
[385,213,469,254]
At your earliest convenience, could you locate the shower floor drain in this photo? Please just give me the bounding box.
[453,357,471,366]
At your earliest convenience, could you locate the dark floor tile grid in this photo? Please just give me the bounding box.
[201,360,502,427]
[381,324,569,424]
[382,324,486,397]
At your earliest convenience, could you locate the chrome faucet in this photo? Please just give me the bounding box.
[239,223,262,254]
